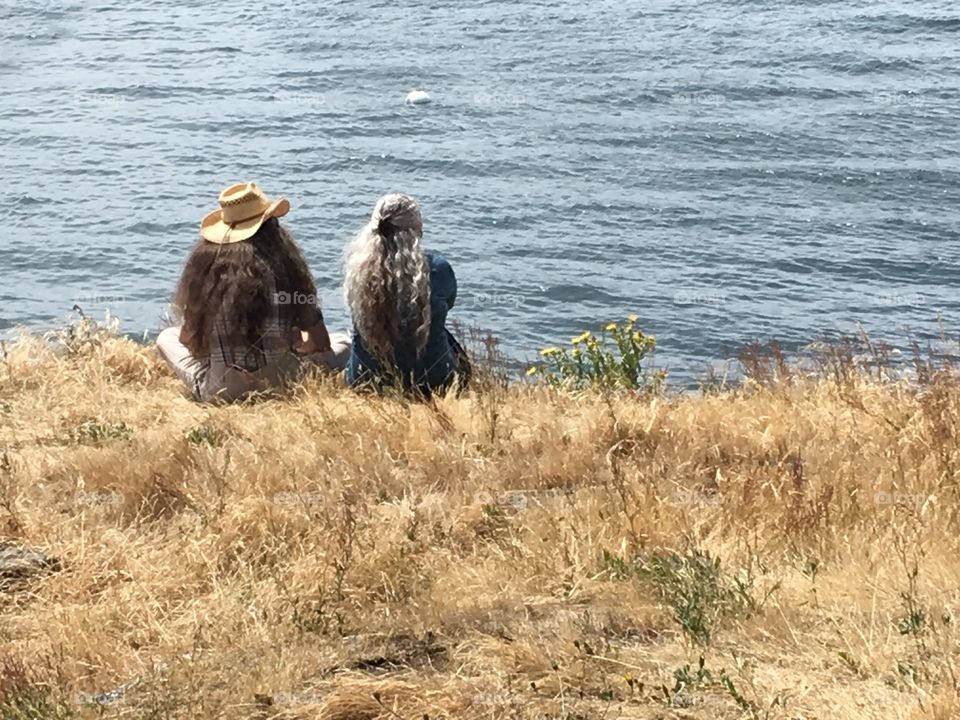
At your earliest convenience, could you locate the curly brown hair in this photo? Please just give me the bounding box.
[173,218,320,357]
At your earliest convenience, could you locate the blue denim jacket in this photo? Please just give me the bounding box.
[347,252,457,394]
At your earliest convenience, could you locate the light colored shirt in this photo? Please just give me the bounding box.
[192,277,315,402]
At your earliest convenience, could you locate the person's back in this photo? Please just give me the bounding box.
[344,193,466,396]
[156,182,350,402]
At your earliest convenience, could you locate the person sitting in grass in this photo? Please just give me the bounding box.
[156,182,350,402]
[343,192,469,396]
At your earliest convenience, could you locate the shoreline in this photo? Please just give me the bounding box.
[3,312,957,395]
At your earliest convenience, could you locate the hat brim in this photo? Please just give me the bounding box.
[200,197,290,244]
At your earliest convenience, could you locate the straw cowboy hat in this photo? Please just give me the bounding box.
[200,182,290,244]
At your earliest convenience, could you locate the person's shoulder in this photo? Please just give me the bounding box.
[426,252,454,276]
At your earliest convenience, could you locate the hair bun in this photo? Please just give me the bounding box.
[377,216,396,237]
[371,193,422,235]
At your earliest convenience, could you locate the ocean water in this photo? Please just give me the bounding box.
[2,0,958,383]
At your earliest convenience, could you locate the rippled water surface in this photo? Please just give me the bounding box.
[2,0,958,382]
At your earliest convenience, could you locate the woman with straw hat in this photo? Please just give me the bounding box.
[343,192,470,396]
[156,182,350,402]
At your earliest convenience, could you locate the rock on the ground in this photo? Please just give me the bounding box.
[0,543,60,586]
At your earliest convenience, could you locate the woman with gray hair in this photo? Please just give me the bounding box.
[343,192,467,396]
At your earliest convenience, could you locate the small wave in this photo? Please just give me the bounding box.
[856,13,960,34]
[14,195,47,207]
[125,222,170,235]
[543,284,621,304]
[81,84,215,100]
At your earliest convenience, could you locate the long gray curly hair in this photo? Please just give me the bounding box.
[344,193,431,358]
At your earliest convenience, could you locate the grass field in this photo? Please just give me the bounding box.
[0,320,957,719]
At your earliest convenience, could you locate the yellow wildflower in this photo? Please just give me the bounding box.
[526,366,538,376]
[604,323,617,332]
[627,314,638,324]
[633,331,643,343]
[571,331,591,345]
[539,347,561,357]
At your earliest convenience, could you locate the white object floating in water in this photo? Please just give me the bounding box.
[405,89,432,105]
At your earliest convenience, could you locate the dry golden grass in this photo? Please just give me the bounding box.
[0,322,958,719]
